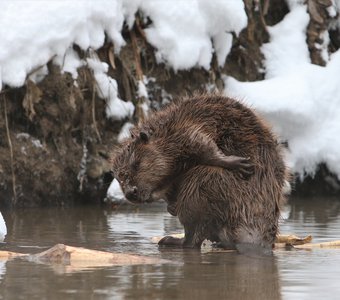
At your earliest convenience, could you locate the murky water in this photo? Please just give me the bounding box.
[1,196,340,300]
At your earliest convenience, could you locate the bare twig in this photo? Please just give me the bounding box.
[262,0,269,16]
[108,44,116,70]
[130,29,144,82]
[135,16,147,41]
[130,28,148,121]
[91,84,102,143]
[3,96,17,205]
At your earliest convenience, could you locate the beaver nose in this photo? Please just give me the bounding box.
[125,186,138,201]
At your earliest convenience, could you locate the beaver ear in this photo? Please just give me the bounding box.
[140,131,149,143]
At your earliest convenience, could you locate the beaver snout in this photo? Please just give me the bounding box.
[125,186,138,202]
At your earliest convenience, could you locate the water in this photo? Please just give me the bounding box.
[1,196,340,300]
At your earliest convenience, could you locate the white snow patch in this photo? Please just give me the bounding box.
[117,122,134,143]
[261,5,310,78]
[32,139,43,149]
[136,76,150,116]
[106,179,126,203]
[16,133,30,140]
[161,89,173,105]
[54,48,84,80]
[28,65,49,84]
[0,212,7,242]
[137,79,148,99]
[87,53,134,120]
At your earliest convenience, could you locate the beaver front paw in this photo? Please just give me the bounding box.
[236,157,254,180]
[223,156,254,179]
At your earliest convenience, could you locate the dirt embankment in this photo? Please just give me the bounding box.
[0,1,339,207]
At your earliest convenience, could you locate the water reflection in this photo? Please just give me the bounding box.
[287,196,340,224]
[282,196,340,242]
[154,251,281,300]
[0,261,6,281]
[1,206,113,253]
[0,197,340,299]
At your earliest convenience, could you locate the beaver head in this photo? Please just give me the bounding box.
[112,131,174,203]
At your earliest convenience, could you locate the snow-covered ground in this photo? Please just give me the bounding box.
[1,1,340,201]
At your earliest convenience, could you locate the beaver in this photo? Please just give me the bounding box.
[111,94,288,254]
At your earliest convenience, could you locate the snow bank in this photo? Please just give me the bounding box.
[0,0,247,87]
[0,0,247,121]
[225,4,340,179]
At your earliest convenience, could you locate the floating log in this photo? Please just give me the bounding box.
[0,250,26,259]
[294,240,340,249]
[275,234,313,245]
[0,243,167,270]
[33,244,164,264]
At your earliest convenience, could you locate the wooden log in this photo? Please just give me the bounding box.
[294,240,340,249]
[0,251,26,259]
[0,244,167,271]
[31,244,165,265]
[275,234,313,245]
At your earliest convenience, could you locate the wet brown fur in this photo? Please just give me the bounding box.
[111,94,288,254]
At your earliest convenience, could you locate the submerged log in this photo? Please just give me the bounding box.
[152,233,340,251]
[152,233,313,247]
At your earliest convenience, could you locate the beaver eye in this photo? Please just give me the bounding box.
[131,161,140,171]
[117,171,125,180]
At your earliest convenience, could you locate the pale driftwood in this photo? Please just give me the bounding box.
[32,244,165,265]
[0,251,26,259]
[275,234,313,245]
[0,244,167,271]
[294,240,340,249]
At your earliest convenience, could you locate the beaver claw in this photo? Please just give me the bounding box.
[220,155,254,178]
